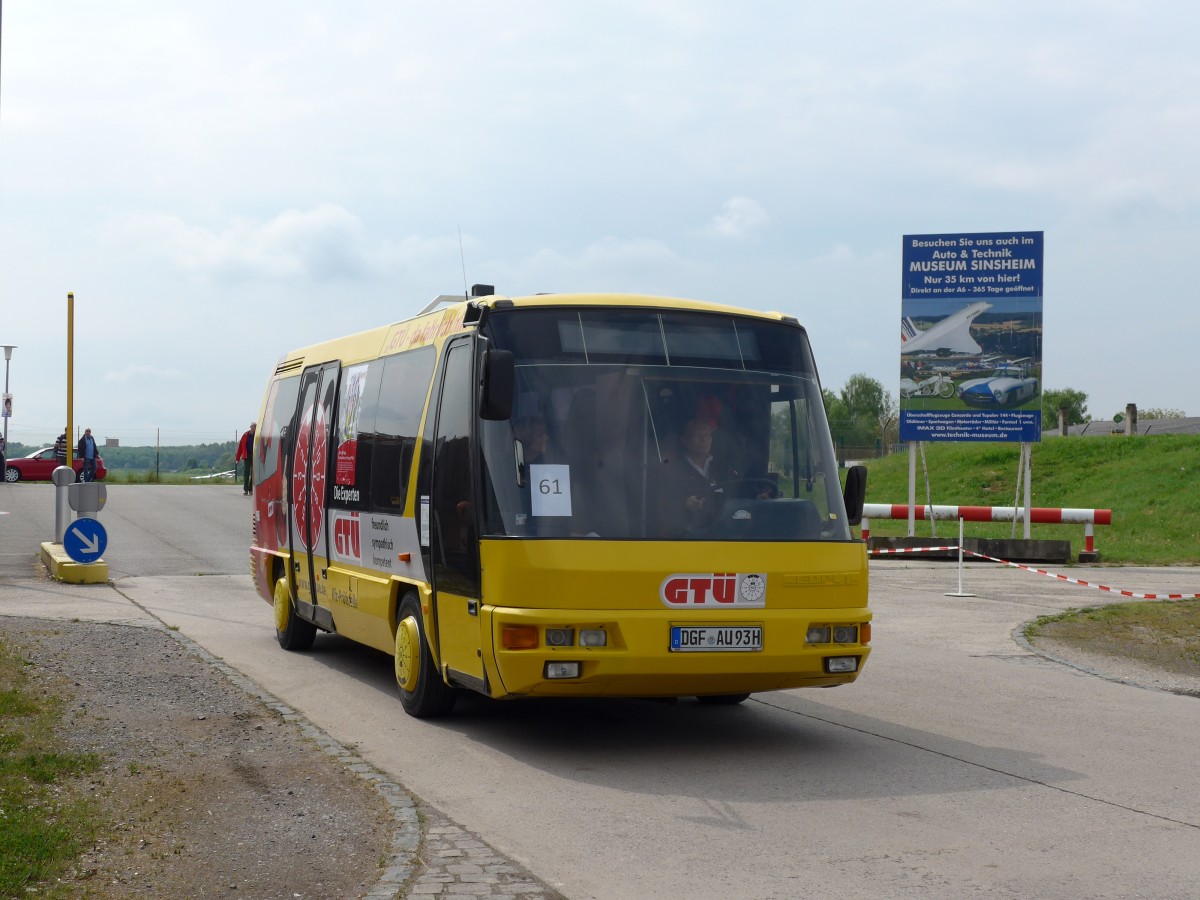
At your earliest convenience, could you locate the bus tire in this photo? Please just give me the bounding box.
[697,693,751,706]
[274,576,317,651]
[395,594,457,718]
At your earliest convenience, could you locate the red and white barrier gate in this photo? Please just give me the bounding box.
[860,504,1113,557]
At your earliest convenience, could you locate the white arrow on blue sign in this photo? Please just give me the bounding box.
[64,517,108,564]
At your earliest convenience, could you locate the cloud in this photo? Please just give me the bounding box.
[513,237,698,293]
[706,197,768,239]
[100,204,374,281]
[103,364,184,383]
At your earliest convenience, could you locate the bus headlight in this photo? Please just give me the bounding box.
[832,626,858,643]
[579,629,608,647]
[545,628,574,647]
[825,656,858,674]
[806,626,831,644]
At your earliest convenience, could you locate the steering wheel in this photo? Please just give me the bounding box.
[710,477,779,500]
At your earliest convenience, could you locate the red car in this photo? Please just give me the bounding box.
[4,447,107,483]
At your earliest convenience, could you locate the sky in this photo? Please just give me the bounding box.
[1,0,1197,448]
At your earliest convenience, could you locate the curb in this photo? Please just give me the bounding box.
[1012,624,1200,700]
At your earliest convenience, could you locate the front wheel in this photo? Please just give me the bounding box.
[936,378,955,398]
[394,593,457,718]
[4,467,18,483]
[273,576,317,651]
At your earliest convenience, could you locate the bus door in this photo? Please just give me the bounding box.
[289,361,340,630]
[426,339,485,689]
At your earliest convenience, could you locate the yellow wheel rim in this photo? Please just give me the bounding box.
[273,579,290,633]
[395,616,420,692]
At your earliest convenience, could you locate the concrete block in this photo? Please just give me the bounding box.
[38,542,109,584]
[868,536,1072,565]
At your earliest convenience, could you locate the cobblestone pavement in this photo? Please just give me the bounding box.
[407,822,566,899]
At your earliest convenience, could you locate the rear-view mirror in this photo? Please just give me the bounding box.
[842,464,867,527]
[480,349,515,421]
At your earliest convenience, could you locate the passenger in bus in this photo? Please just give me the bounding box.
[514,415,550,470]
[513,415,570,536]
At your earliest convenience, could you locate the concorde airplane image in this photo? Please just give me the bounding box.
[900,301,992,355]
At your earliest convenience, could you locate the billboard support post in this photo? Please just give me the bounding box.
[1023,442,1032,540]
[907,442,917,536]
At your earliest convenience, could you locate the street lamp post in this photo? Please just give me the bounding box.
[2,345,14,469]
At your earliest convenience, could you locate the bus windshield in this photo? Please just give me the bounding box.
[479,307,851,541]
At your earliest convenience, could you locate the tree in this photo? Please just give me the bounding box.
[1041,388,1089,427]
[1137,407,1186,420]
[824,374,895,453]
[841,373,892,424]
[821,387,846,425]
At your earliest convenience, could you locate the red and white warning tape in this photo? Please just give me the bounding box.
[868,545,960,556]
[869,544,1200,600]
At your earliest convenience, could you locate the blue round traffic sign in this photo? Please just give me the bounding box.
[64,517,108,563]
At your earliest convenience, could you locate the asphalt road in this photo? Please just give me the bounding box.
[3,483,1200,899]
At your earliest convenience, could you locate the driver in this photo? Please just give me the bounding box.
[656,417,733,536]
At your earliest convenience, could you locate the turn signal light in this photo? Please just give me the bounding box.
[502,625,539,649]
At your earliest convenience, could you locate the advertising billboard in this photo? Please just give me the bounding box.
[899,231,1044,442]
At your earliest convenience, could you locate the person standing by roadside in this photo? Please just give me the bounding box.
[54,430,67,465]
[235,422,256,495]
[77,428,98,482]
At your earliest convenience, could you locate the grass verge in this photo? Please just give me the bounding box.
[0,638,101,896]
[1025,599,1200,678]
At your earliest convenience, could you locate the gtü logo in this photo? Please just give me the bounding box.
[659,573,767,608]
[661,573,737,606]
[334,514,360,560]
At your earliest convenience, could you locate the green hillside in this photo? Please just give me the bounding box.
[859,434,1200,565]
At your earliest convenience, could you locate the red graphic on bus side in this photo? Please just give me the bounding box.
[292,401,328,552]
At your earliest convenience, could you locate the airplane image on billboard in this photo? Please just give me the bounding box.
[900,301,991,355]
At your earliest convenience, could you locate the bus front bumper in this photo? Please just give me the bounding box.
[482,606,871,699]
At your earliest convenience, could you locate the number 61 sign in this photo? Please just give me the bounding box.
[530,464,572,517]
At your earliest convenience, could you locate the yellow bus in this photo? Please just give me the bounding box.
[251,287,870,717]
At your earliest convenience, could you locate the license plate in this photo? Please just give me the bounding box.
[670,625,762,652]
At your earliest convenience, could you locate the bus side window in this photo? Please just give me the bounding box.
[329,361,381,510]
[371,347,435,511]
